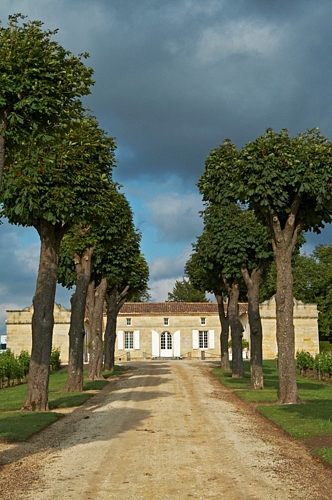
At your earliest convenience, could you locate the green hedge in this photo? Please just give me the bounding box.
[296,349,332,379]
[0,349,30,387]
[0,347,61,388]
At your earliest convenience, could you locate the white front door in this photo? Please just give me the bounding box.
[160,331,172,357]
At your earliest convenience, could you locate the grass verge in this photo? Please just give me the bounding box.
[212,360,332,465]
[0,365,125,442]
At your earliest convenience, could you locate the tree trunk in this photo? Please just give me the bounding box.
[87,275,107,380]
[241,266,264,390]
[104,288,118,371]
[0,108,6,188]
[274,248,301,403]
[226,278,244,378]
[104,285,130,371]
[215,292,230,370]
[269,207,302,404]
[64,247,94,392]
[22,219,65,411]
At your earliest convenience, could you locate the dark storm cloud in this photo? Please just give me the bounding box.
[1,0,332,303]
[3,0,332,184]
[79,0,332,184]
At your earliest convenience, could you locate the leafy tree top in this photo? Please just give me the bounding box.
[1,113,116,229]
[202,204,273,278]
[185,231,226,296]
[0,14,93,133]
[57,188,137,288]
[58,189,149,301]
[167,278,208,302]
[198,128,332,234]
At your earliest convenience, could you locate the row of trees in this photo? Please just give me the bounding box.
[186,128,332,404]
[0,15,149,410]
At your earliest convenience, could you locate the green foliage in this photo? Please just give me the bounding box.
[167,278,208,302]
[228,339,249,350]
[0,349,30,387]
[0,14,93,140]
[319,341,332,353]
[199,128,332,233]
[127,290,152,302]
[58,187,149,302]
[296,350,315,373]
[50,347,61,371]
[2,113,116,228]
[203,204,273,279]
[18,350,30,377]
[185,231,224,296]
[296,349,332,378]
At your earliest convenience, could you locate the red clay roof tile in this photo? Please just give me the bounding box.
[119,302,248,316]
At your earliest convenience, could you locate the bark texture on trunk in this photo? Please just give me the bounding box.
[269,202,302,404]
[275,248,301,403]
[0,108,7,188]
[104,288,118,372]
[104,285,129,371]
[241,266,265,390]
[64,247,94,392]
[225,278,244,378]
[22,219,64,411]
[215,292,230,370]
[86,275,107,380]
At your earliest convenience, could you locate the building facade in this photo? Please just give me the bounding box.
[6,298,319,364]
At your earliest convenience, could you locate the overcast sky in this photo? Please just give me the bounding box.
[1,0,332,331]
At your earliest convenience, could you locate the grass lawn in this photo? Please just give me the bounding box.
[212,360,332,464]
[0,365,125,442]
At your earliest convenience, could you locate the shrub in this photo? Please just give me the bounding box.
[0,349,20,386]
[50,347,61,371]
[18,350,30,378]
[296,350,314,375]
[314,352,332,378]
[319,341,332,353]
[228,339,250,350]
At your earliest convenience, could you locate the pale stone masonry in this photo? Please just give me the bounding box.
[6,303,71,361]
[6,297,319,364]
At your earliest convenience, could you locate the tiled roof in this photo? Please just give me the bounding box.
[119,302,248,316]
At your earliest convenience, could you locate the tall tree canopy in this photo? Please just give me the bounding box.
[201,203,273,388]
[185,232,230,370]
[0,14,93,185]
[1,113,116,410]
[198,128,332,404]
[57,186,127,391]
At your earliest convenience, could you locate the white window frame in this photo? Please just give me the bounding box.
[199,330,208,349]
[200,317,206,325]
[124,331,134,350]
[126,318,132,326]
[164,317,169,326]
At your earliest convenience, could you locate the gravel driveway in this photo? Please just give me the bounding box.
[1,361,332,499]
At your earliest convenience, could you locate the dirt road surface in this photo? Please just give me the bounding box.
[1,361,332,499]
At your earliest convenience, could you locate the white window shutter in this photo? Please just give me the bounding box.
[173,330,181,357]
[152,330,159,357]
[192,330,199,349]
[209,330,215,349]
[118,330,124,350]
[134,330,140,349]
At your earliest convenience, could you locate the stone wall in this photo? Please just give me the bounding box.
[6,298,319,363]
[6,303,71,362]
[260,297,319,359]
